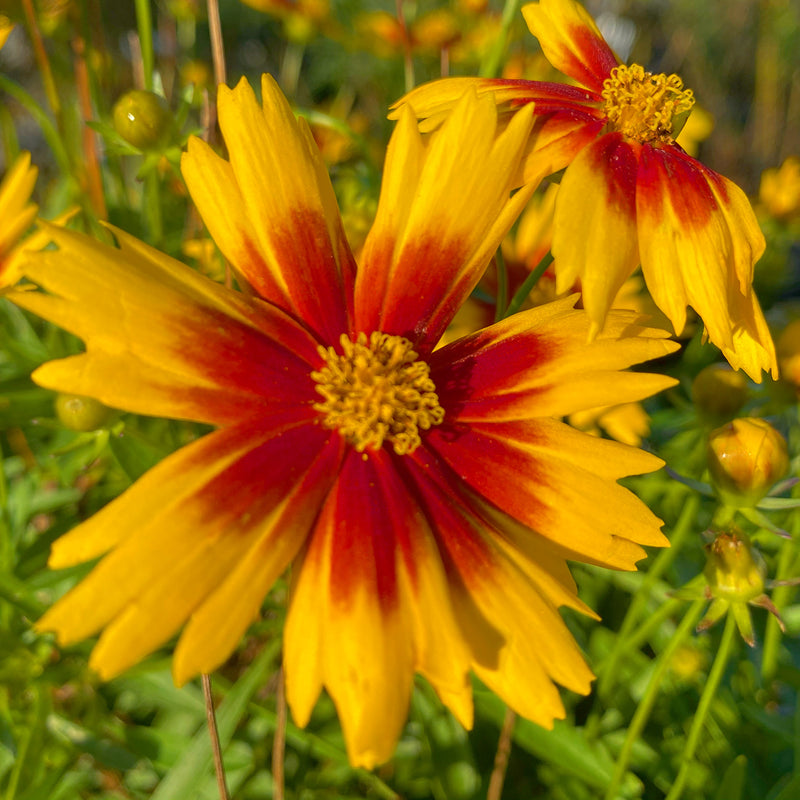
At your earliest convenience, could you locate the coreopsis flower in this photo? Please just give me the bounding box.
[394,0,777,382]
[14,76,678,768]
[760,156,800,222]
[0,152,39,289]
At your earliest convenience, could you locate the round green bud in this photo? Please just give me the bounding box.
[55,393,114,432]
[692,363,749,420]
[112,90,172,150]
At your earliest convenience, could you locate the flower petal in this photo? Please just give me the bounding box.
[172,436,344,684]
[10,224,322,425]
[356,90,536,351]
[430,300,679,421]
[284,448,417,768]
[636,146,776,380]
[552,133,641,336]
[37,419,331,675]
[403,450,594,723]
[522,0,619,94]
[184,75,356,341]
[427,418,666,570]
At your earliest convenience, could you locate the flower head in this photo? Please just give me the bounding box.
[0,152,39,288]
[14,76,678,767]
[394,0,777,382]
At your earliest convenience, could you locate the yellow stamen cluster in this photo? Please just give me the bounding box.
[601,64,695,145]
[312,331,445,455]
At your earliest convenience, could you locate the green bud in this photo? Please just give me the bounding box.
[112,90,172,150]
[55,393,114,432]
[692,363,749,421]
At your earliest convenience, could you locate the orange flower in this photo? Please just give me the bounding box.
[13,77,677,767]
[394,0,776,382]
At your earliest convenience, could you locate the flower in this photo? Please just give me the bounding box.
[14,76,678,768]
[0,15,13,50]
[393,0,777,383]
[759,156,800,222]
[0,152,39,289]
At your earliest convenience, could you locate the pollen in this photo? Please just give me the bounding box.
[601,64,695,145]
[312,332,445,456]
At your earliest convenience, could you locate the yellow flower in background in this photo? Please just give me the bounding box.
[13,76,679,768]
[395,0,777,383]
[0,16,13,50]
[675,104,713,158]
[760,157,800,222]
[0,153,39,289]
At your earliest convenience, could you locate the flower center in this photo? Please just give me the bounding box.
[312,332,445,455]
[601,64,695,145]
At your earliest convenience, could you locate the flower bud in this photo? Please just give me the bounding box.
[691,363,749,420]
[703,531,766,603]
[55,393,114,432]
[707,417,789,507]
[112,90,172,150]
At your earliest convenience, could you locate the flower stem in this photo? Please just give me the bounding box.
[505,253,552,318]
[596,493,700,698]
[487,707,516,800]
[664,612,738,800]
[603,599,705,800]
[135,0,155,92]
[202,674,230,800]
[479,0,519,78]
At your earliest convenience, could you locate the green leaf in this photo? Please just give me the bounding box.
[714,755,746,800]
[108,427,169,482]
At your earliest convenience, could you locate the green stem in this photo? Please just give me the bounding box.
[603,600,706,800]
[664,613,738,800]
[494,248,508,323]
[505,253,552,317]
[479,0,519,78]
[596,494,700,701]
[761,515,800,683]
[144,169,163,246]
[0,74,72,179]
[135,0,155,91]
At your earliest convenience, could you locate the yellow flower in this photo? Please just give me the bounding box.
[0,15,13,50]
[0,153,39,289]
[14,77,678,767]
[760,156,800,221]
[395,0,777,382]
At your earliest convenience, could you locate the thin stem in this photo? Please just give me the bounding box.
[664,613,738,800]
[487,707,516,800]
[144,169,163,245]
[494,248,508,323]
[72,31,108,219]
[207,0,227,88]
[505,253,552,318]
[135,0,155,91]
[0,74,72,179]
[202,674,230,800]
[479,0,519,78]
[272,668,287,800]
[21,0,61,123]
[761,515,800,683]
[279,42,305,99]
[603,599,706,800]
[395,0,415,92]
